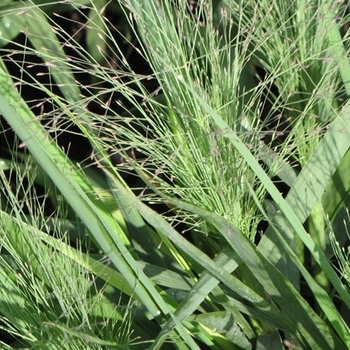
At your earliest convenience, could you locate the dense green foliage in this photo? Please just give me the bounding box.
[0,0,350,349]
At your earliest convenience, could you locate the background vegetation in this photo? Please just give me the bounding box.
[0,0,350,349]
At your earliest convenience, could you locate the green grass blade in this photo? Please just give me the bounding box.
[152,250,257,347]
[9,4,81,103]
[43,322,120,347]
[0,0,91,14]
[321,2,350,96]
[106,174,169,268]
[322,149,350,222]
[260,102,350,261]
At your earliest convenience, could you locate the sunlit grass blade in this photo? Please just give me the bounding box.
[42,322,121,347]
[322,150,350,221]
[2,3,81,103]
[321,1,350,96]
[105,173,171,268]
[0,0,91,15]
[259,100,350,255]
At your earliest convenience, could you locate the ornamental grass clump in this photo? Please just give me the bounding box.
[0,0,350,349]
